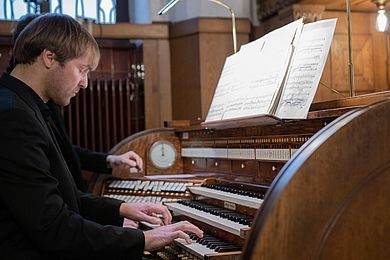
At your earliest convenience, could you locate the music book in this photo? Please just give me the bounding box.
[203,18,337,129]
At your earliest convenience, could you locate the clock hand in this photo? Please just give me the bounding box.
[161,144,165,157]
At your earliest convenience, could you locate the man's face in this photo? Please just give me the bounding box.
[46,55,93,106]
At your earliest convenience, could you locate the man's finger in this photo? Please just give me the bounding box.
[176,221,204,238]
[172,230,192,244]
[145,215,163,225]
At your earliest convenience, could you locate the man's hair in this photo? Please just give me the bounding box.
[13,13,99,68]
[6,13,41,73]
[12,13,41,42]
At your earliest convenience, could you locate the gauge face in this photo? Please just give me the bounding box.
[149,140,176,169]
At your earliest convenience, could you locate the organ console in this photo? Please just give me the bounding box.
[90,91,390,259]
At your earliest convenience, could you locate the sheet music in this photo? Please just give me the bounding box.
[222,46,294,119]
[239,34,267,53]
[206,19,303,122]
[205,53,242,122]
[276,19,337,119]
[205,18,336,125]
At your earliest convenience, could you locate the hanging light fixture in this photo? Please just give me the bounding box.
[372,0,389,32]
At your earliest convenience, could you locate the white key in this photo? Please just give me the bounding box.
[174,238,216,258]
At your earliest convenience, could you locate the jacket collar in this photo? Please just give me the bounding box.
[0,72,51,120]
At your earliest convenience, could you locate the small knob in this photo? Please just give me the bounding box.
[241,163,246,169]
[191,160,196,165]
[272,165,277,171]
[214,161,219,167]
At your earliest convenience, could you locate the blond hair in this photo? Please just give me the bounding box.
[13,13,99,68]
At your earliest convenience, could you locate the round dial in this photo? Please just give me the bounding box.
[149,140,176,169]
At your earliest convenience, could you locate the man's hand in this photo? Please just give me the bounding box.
[144,221,203,251]
[106,151,143,172]
[122,218,139,229]
[119,203,172,225]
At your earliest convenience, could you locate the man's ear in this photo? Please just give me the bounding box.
[41,49,56,69]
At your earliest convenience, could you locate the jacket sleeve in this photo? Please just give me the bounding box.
[0,109,144,259]
[73,145,112,174]
[78,191,125,226]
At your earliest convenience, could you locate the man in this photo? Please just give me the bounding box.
[0,13,202,259]
[7,13,143,193]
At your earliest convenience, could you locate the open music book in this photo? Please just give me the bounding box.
[203,18,337,128]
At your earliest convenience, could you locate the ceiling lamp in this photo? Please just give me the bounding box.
[372,0,389,32]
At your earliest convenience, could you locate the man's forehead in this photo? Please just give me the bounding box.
[72,54,98,70]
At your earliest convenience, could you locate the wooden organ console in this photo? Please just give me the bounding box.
[90,91,390,259]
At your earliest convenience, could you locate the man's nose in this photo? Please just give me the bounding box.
[80,75,88,89]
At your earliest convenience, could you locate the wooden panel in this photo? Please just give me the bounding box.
[170,18,251,121]
[231,160,259,177]
[91,23,168,39]
[143,38,172,128]
[157,39,173,126]
[258,161,285,185]
[0,22,169,39]
[183,158,207,171]
[170,33,202,120]
[310,90,390,111]
[330,34,374,93]
[320,11,388,99]
[0,20,14,36]
[206,159,231,172]
[169,18,251,38]
[144,39,160,128]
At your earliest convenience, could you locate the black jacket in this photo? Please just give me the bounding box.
[47,100,110,192]
[0,73,144,260]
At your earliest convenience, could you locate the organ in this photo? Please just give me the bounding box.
[90,91,390,259]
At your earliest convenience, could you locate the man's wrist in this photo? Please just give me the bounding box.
[119,202,124,217]
[106,155,113,169]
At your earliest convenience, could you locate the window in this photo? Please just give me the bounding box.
[1,0,116,23]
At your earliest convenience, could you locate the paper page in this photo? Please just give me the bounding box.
[239,34,267,53]
[262,18,304,51]
[239,18,303,54]
[222,45,294,120]
[205,53,241,122]
[276,18,337,119]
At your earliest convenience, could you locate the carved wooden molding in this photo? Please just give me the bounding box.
[257,0,300,21]
[291,4,325,22]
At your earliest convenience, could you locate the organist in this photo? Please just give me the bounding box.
[6,13,144,195]
[0,13,203,260]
